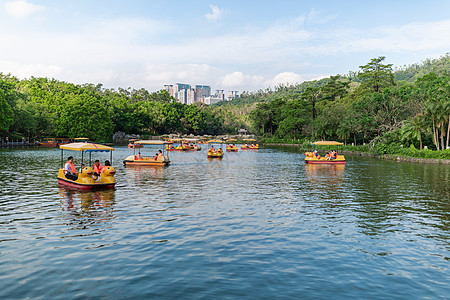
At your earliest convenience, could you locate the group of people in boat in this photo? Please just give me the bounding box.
[312,149,338,160]
[64,156,111,181]
[134,150,163,161]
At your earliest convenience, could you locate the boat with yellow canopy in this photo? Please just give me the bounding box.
[304,141,345,164]
[166,138,189,151]
[123,140,170,166]
[207,139,224,158]
[182,138,202,151]
[57,142,116,190]
[128,138,143,149]
[241,138,259,150]
[225,139,238,152]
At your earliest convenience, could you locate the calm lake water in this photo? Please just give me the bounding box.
[0,145,449,299]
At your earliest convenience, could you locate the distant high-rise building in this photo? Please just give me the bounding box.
[186,89,196,105]
[164,84,174,97]
[195,85,211,101]
[227,91,239,101]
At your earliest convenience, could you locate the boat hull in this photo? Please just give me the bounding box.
[57,177,115,190]
[124,160,169,166]
[123,155,170,166]
[305,159,345,164]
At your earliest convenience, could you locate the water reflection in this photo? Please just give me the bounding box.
[304,163,345,190]
[58,187,115,228]
[123,165,167,183]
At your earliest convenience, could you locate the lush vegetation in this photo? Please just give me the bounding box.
[0,77,246,141]
[1,53,449,160]
[246,54,450,157]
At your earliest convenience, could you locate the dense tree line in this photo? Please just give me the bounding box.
[0,76,245,141]
[247,55,450,151]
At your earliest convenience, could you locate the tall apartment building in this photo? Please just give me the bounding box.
[164,83,237,105]
[164,84,174,97]
[227,91,239,101]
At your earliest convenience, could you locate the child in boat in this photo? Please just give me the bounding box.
[79,163,85,173]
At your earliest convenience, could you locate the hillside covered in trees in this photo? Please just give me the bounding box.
[1,54,449,152]
[236,54,450,152]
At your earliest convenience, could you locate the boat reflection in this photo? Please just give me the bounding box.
[124,165,166,184]
[304,163,345,190]
[58,187,116,226]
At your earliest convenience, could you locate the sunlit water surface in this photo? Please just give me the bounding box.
[0,145,449,299]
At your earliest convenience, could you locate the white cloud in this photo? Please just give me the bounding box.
[205,4,223,21]
[4,0,44,18]
[220,72,265,91]
[269,72,304,87]
[0,60,62,79]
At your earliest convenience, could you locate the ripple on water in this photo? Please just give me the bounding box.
[0,147,449,299]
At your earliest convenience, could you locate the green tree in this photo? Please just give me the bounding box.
[359,56,395,93]
[401,114,425,149]
[0,90,14,131]
[321,75,350,102]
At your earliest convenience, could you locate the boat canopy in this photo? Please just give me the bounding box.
[243,138,256,142]
[134,140,168,145]
[74,137,89,141]
[311,141,343,146]
[226,138,237,142]
[60,142,114,152]
[182,138,200,142]
[207,139,224,144]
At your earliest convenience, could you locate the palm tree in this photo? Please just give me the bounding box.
[401,114,424,150]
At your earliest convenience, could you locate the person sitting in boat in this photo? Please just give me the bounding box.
[313,150,321,159]
[153,150,163,161]
[79,163,85,173]
[136,152,142,160]
[93,160,103,177]
[64,156,78,181]
[101,160,111,173]
[331,150,337,160]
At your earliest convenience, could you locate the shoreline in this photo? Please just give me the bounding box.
[264,143,450,165]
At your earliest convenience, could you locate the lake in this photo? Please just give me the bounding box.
[0,145,449,299]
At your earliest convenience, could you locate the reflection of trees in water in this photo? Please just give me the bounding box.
[348,161,450,242]
[58,187,115,228]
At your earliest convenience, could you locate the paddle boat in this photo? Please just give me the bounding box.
[241,138,259,150]
[123,140,170,166]
[128,138,143,149]
[57,142,116,190]
[304,141,346,164]
[183,138,202,151]
[166,138,189,151]
[225,139,239,152]
[207,139,224,158]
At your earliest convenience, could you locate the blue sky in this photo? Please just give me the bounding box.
[1,0,449,93]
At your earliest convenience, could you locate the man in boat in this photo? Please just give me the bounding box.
[64,156,78,181]
[93,160,103,177]
[136,152,142,160]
